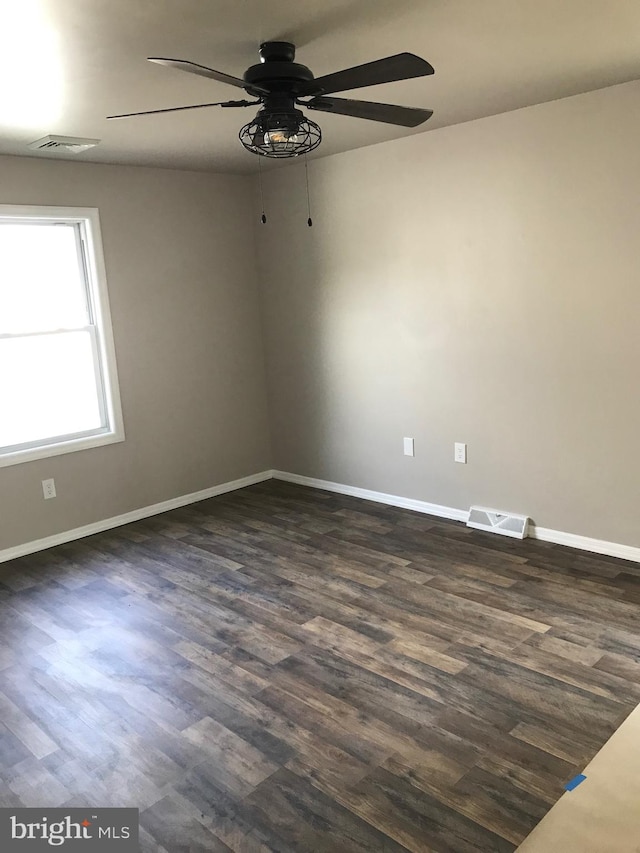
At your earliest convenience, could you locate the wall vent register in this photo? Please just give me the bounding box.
[467,506,529,539]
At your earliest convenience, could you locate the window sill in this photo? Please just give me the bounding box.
[0,428,125,468]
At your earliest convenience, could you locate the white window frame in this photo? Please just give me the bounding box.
[0,204,124,467]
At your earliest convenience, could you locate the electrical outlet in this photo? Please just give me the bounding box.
[403,437,415,457]
[454,443,467,464]
[42,478,56,499]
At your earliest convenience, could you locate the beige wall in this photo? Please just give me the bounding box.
[0,155,271,552]
[256,80,640,547]
[3,80,639,555]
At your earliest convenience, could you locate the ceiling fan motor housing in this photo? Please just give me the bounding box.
[244,41,316,97]
[258,42,296,63]
[256,105,304,133]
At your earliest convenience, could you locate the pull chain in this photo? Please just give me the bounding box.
[258,157,267,224]
[304,154,313,227]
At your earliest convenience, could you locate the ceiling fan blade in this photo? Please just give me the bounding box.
[304,96,433,127]
[148,57,269,95]
[107,100,254,119]
[301,53,434,96]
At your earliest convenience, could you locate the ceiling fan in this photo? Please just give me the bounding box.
[108,41,435,158]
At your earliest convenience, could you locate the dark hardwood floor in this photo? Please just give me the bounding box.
[1,480,640,852]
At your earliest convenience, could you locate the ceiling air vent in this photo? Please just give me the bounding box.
[28,135,100,154]
[467,506,529,539]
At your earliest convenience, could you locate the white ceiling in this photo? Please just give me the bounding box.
[1,0,640,174]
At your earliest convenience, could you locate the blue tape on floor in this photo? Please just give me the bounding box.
[564,773,587,791]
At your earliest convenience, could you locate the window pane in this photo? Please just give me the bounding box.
[0,223,88,333]
[0,331,103,448]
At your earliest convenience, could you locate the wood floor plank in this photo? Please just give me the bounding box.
[181,717,277,797]
[141,791,234,853]
[0,692,60,759]
[594,651,640,683]
[320,764,515,853]
[386,638,468,674]
[1,479,639,851]
[509,720,594,765]
[244,767,411,853]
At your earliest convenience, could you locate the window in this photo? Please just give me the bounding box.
[0,205,124,467]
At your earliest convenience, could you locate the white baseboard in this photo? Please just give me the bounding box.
[4,467,639,567]
[530,526,640,563]
[0,470,273,565]
[272,470,640,564]
[272,470,468,521]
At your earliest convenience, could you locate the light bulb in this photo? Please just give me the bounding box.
[265,127,299,150]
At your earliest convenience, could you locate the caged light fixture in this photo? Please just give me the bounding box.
[239,108,321,159]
